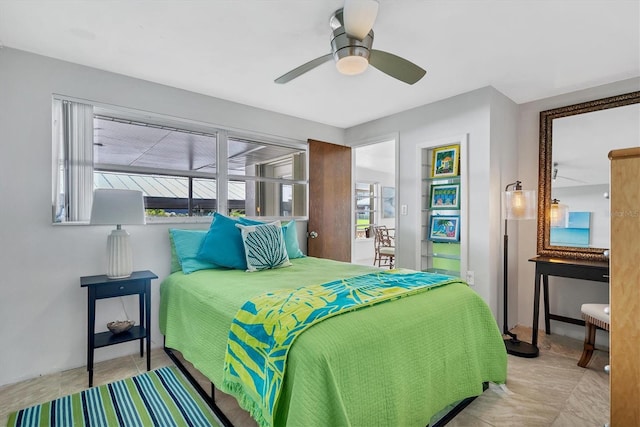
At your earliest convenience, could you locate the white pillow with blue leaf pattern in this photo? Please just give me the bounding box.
[236,220,292,272]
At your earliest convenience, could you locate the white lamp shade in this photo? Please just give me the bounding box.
[343,0,379,40]
[90,189,145,278]
[90,189,146,226]
[503,189,536,220]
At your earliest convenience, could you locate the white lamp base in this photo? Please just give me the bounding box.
[106,228,133,279]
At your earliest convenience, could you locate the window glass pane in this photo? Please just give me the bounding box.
[94,117,217,174]
[228,180,246,217]
[355,182,376,238]
[280,183,293,216]
[192,178,217,216]
[228,138,306,180]
[229,180,306,217]
[95,171,216,217]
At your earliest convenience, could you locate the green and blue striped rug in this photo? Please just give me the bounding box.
[7,366,220,426]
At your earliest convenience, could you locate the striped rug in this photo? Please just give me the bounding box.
[7,366,220,426]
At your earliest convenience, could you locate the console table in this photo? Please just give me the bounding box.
[529,256,609,347]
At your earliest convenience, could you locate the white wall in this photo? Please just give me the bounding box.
[516,77,640,345]
[0,48,341,387]
[346,87,519,321]
[490,89,521,331]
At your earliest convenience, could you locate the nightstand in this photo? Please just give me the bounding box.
[80,270,158,387]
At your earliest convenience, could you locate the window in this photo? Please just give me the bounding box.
[355,182,377,238]
[227,138,307,218]
[52,98,308,222]
[280,183,293,216]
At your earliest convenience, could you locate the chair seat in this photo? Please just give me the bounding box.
[379,247,395,256]
[581,303,610,330]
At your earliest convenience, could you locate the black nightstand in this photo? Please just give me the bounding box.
[80,270,158,387]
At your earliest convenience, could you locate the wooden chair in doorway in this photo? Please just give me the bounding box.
[373,225,395,269]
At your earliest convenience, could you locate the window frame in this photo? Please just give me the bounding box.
[52,95,309,224]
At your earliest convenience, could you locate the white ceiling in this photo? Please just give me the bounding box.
[0,1,638,128]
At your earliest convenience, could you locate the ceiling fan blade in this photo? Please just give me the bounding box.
[274,53,333,84]
[369,49,426,85]
[343,0,379,40]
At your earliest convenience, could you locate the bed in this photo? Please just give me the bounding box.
[159,254,507,427]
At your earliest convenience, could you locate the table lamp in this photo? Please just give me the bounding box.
[502,180,538,357]
[90,189,146,279]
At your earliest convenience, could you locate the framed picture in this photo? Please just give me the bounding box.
[428,215,460,242]
[429,184,460,210]
[381,186,395,218]
[431,144,460,178]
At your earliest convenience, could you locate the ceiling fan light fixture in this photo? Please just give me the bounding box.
[274,1,425,84]
[343,0,379,40]
[336,55,369,75]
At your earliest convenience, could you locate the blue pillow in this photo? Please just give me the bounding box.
[238,217,264,226]
[236,221,291,272]
[169,229,220,274]
[197,213,247,270]
[238,217,305,259]
[168,233,182,273]
[282,219,305,259]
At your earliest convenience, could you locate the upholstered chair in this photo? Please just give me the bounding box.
[577,303,610,368]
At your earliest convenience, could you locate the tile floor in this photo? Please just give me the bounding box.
[0,326,609,426]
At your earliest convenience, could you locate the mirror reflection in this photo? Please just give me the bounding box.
[551,103,640,248]
[537,91,640,261]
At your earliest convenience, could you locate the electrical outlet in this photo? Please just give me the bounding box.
[401,204,408,215]
[466,271,475,285]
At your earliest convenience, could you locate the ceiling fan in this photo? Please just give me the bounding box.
[552,162,588,184]
[275,0,426,85]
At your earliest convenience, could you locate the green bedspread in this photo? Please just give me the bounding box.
[160,257,507,427]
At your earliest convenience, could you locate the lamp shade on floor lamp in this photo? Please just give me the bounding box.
[90,189,146,279]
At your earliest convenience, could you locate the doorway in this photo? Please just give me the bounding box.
[352,139,397,266]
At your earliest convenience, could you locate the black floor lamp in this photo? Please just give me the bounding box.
[503,180,539,358]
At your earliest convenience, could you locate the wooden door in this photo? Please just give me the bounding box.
[609,147,640,426]
[307,139,352,262]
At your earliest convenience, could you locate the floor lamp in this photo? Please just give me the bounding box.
[503,180,538,358]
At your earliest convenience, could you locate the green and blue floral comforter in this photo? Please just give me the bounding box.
[160,257,506,427]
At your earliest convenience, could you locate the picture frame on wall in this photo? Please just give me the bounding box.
[429,184,460,210]
[428,215,460,242]
[431,144,460,178]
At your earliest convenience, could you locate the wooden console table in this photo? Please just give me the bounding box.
[529,256,609,347]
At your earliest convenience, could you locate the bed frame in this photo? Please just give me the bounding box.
[164,344,487,427]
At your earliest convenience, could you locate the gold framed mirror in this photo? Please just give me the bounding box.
[537,91,640,261]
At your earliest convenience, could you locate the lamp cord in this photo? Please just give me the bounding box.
[120,296,131,322]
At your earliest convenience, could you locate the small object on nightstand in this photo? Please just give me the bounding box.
[107,320,135,334]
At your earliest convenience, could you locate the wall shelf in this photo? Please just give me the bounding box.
[417,135,468,279]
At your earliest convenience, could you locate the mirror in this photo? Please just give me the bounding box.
[537,91,640,261]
